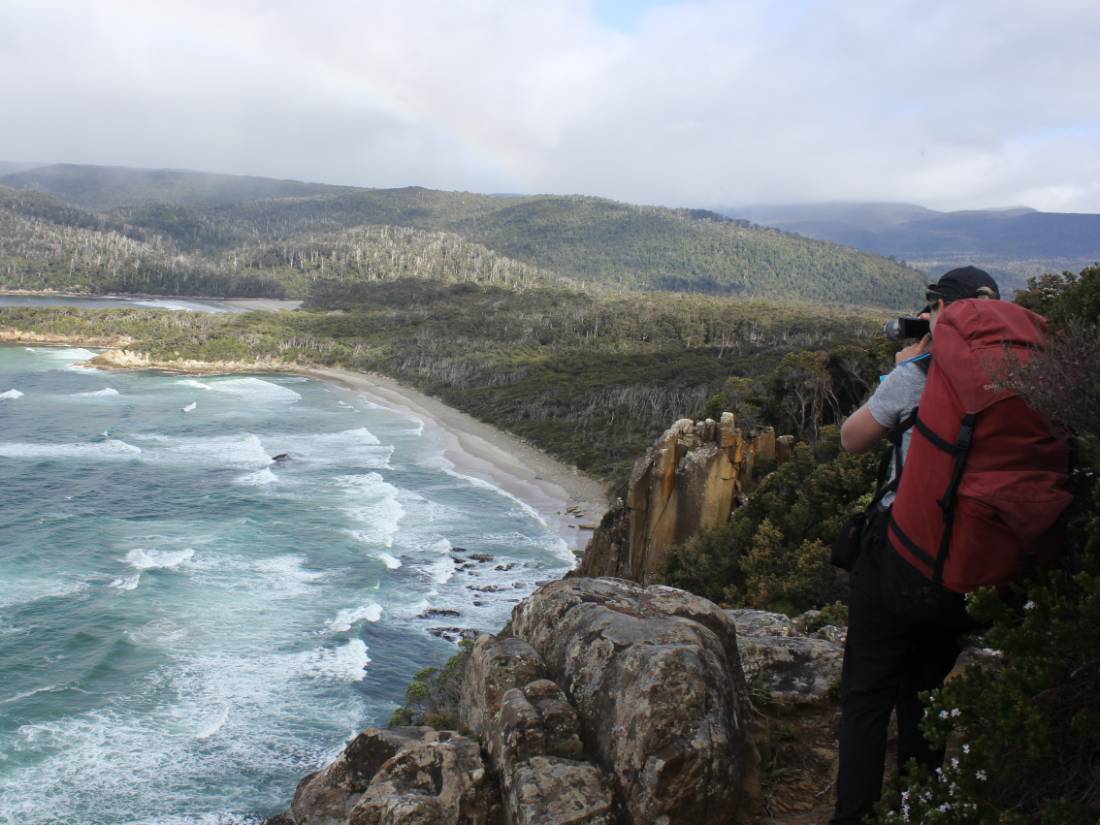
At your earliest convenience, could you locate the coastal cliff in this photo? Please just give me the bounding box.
[579,414,794,583]
[266,577,845,825]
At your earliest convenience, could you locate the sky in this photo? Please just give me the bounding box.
[1,0,1099,212]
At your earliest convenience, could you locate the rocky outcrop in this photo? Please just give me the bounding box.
[727,609,845,708]
[269,726,499,825]
[512,577,754,825]
[86,348,290,373]
[0,327,133,347]
[270,578,761,825]
[579,414,782,583]
[457,633,615,824]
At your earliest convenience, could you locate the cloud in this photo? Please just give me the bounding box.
[0,0,1098,211]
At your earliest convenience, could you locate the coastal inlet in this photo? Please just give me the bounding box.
[0,344,575,825]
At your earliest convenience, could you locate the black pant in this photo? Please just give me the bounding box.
[830,544,973,824]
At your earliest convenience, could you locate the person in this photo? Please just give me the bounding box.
[830,266,1001,825]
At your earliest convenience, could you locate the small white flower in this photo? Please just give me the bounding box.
[1024,600,1036,610]
[939,709,950,719]
[951,758,960,769]
[950,708,961,718]
[962,744,970,754]
[976,769,988,781]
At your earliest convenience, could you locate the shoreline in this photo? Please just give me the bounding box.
[0,289,303,313]
[0,339,609,557]
[303,367,610,555]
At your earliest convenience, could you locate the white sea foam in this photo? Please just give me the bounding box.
[267,427,392,468]
[109,574,141,591]
[338,473,405,547]
[374,551,402,570]
[203,377,302,404]
[175,379,212,391]
[0,579,90,609]
[74,387,120,397]
[0,439,142,461]
[235,467,279,486]
[124,547,195,570]
[0,388,24,399]
[0,684,64,706]
[442,465,547,525]
[24,346,95,362]
[419,555,455,585]
[327,602,383,632]
[293,639,370,682]
[183,401,197,412]
[193,706,230,740]
[132,432,272,470]
[240,554,326,599]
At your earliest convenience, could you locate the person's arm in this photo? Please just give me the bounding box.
[840,404,888,453]
[840,334,931,454]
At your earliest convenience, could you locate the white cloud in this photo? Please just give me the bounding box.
[0,0,1098,211]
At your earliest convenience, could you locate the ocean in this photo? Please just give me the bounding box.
[0,344,572,825]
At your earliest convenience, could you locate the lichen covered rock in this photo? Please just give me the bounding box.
[511,577,751,825]
[728,608,844,707]
[268,727,499,825]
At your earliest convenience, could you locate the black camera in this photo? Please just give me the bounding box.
[883,316,930,341]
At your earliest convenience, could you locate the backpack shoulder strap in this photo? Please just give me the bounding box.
[871,408,919,505]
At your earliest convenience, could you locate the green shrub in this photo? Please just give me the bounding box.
[659,440,879,613]
[389,640,475,730]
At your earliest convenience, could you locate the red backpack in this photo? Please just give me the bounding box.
[887,300,1072,593]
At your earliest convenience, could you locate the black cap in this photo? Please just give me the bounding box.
[923,266,1000,312]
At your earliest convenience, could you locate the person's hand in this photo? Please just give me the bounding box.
[896,333,931,365]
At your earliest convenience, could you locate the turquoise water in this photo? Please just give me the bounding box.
[0,345,571,825]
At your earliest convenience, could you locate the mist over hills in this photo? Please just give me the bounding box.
[0,163,345,210]
[728,202,1100,292]
[0,163,926,307]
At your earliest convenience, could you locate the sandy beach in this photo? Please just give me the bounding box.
[302,367,610,555]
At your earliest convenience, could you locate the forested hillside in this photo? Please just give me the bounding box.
[0,164,928,307]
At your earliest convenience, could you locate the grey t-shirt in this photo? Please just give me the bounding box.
[867,356,928,505]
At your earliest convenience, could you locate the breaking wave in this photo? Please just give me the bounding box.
[327,603,383,632]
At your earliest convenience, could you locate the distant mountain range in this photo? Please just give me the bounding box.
[724,202,1100,292]
[0,163,927,307]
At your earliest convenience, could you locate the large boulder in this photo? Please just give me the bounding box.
[494,681,615,825]
[461,636,615,825]
[267,727,499,825]
[511,577,752,825]
[727,609,844,707]
[459,636,548,737]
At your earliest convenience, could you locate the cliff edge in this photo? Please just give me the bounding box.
[266,577,845,825]
[579,414,793,583]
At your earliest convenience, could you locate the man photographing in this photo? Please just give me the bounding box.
[831,268,1047,822]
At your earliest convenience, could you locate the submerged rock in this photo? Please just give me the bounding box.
[429,627,482,644]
